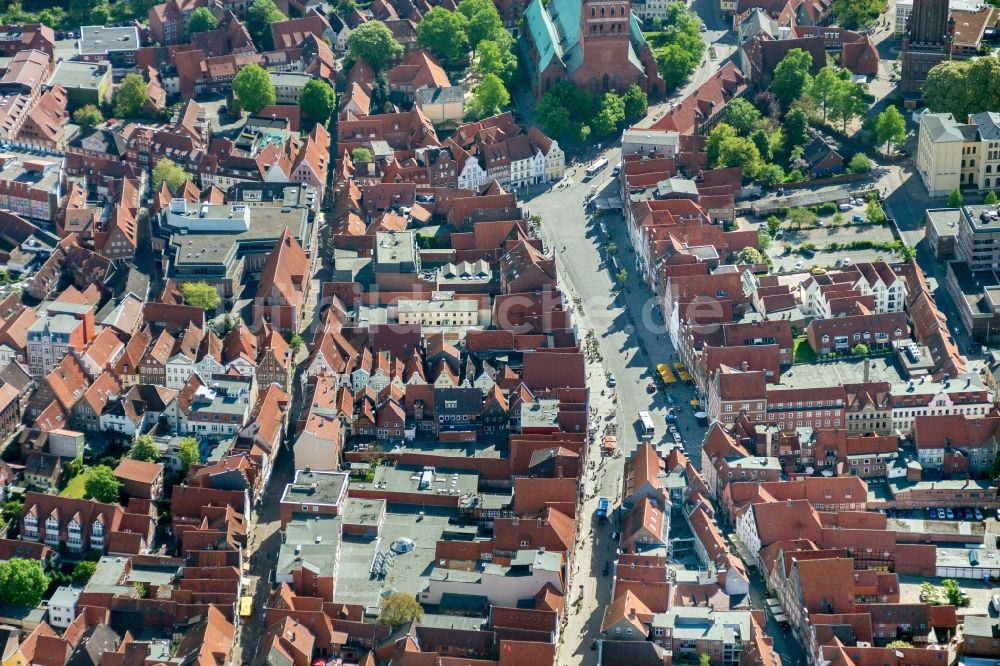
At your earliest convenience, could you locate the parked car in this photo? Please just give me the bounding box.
[838,203,853,211]
[607,374,617,388]
[841,257,853,266]
[774,231,784,239]
[794,260,804,269]
[975,508,983,521]
[928,508,938,519]
[945,508,954,519]
[852,215,865,222]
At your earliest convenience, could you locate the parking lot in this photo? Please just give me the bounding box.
[750,203,901,273]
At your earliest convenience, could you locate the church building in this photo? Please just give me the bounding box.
[521,0,666,99]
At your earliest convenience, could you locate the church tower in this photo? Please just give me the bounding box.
[578,0,634,93]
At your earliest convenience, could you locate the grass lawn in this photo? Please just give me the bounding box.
[60,471,91,499]
[793,337,816,364]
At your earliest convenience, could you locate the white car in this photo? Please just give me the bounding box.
[794,260,804,269]
[841,257,852,266]
[839,203,853,211]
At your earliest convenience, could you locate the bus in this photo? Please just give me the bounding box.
[597,497,609,523]
[638,410,655,438]
[585,158,609,180]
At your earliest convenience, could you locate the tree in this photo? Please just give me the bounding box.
[593,93,625,136]
[866,199,886,223]
[787,207,817,229]
[923,56,1000,121]
[828,79,866,131]
[379,592,424,625]
[852,343,870,356]
[898,243,917,262]
[758,229,772,251]
[771,49,814,111]
[886,641,912,649]
[298,79,336,126]
[699,654,712,666]
[181,282,220,311]
[942,579,968,606]
[757,163,785,187]
[920,582,940,604]
[348,21,404,71]
[724,98,764,135]
[475,38,517,82]
[535,93,571,138]
[717,136,762,177]
[187,6,218,34]
[72,560,98,585]
[288,333,303,356]
[246,0,286,50]
[458,0,504,50]
[949,188,964,208]
[607,242,618,255]
[84,466,121,504]
[178,437,200,471]
[467,73,509,119]
[370,72,391,113]
[352,147,373,162]
[130,435,160,463]
[617,268,629,284]
[832,0,887,30]
[807,65,840,122]
[847,153,873,174]
[152,158,189,192]
[576,123,592,143]
[751,128,773,162]
[73,105,103,129]
[417,7,469,65]
[114,73,148,118]
[783,106,808,150]
[232,63,276,115]
[706,123,738,166]
[767,216,782,236]
[0,559,48,607]
[874,106,907,157]
[622,84,648,122]
[656,44,699,92]
[986,191,999,204]
[736,247,765,264]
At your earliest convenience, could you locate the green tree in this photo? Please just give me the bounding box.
[941,579,968,606]
[874,106,907,157]
[866,199,886,223]
[736,247,765,264]
[617,268,629,284]
[0,559,48,607]
[847,153,873,174]
[72,560,98,585]
[298,79,336,126]
[886,641,912,649]
[535,94,571,138]
[458,0,504,50]
[706,123,738,166]
[467,73,509,119]
[417,7,470,65]
[852,343,870,356]
[152,158,189,192]
[898,243,917,262]
[656,44,699,92]
[576,123,592,143]
[84,465,121,504]
[948,188,964,208]
[593,93,625,136]
[288,333,303,356]
[832,0,887,30]
[770,49,814,111]
[187,6,218,34]
[181,282,220,311]
[828,79,866,131]
[787,207,817,229]
[232,63,276,115]
[724,98,764,135]
[920,582,940,604]
[352,147,373,162]
[922,56,1000,121]
[114,73,148,118]
[699,654,712,666]
[130,435,160,463]
[758,229,772,250]
[475,38,517,82]
[751,128,773,162]
[246,0,286,50]
[178,436,200,471]
[73,104,103,128]
[607,242,618,255]
[986,191,999,204]
[379,592,424,625]
[348,20,404,71]
[717,136,762,177]
[622,84,648,122]
[807,65,840,122]
[757,163,785,187]
[767,216,782,236]
[783,106,808,150]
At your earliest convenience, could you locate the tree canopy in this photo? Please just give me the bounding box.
[467,73,510,119]
[298,79,336,126]
[593,92,626,136]
[0,559,48,607]
[650,4,705,92]
[770,49,814,111]
[622,84,648,122]
[73,105,103,129]
[417,7,470,64]
[723,98,765,135]
[348,21,404,71]
[246,0,286,51]
[831,0,887,30]
[152,158,189,192]
[475,37,517,83]
[874,106,906,156]
[178,437,200,471]
[72,560,97,585]
[458,0,505,50]
[352,147,373,162]
[847,153,873,174]
[923,56,1000,121]
[379,592,424,625]
[84,465,121,504]
[130,435,160,463]
[949,188,964,208]
[114,73,148,118]
[181,282,221,311]
[187,6,218,34]
[232,63,276,115]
